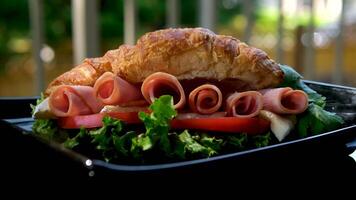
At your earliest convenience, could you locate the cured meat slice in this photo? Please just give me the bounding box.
[141,72,186,109]
[49,85,103,117]
[93,72,142,105]
[188,84,222,114]
[226,91,263,118]
[261,87,308,114]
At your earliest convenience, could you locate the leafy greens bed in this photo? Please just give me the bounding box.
[31,65,344,164]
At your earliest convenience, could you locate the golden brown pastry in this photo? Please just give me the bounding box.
[45,28,284,96]
[45,55,113,96]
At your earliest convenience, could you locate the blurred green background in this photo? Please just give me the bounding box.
[0,0,355,96]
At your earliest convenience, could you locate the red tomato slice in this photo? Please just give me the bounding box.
[58,111,141,129]
[170,117,270,135]
[58,112,270,135]
[106,111,141,124]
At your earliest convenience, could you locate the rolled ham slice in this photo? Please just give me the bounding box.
[188,84,223,114]
[49,85,103,117]
[141,72,186,109]
[93,72,142,105]
[261,87,308,114]
[226,91,263,118]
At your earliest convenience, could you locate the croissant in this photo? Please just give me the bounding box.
[45,27,284,96]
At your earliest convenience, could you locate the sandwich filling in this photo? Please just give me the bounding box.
[38,70,309,136]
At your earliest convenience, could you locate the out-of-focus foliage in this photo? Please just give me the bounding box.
[1,0,355,96]
[0,0,208,72]
[0,0,30,72]
[0,0,72,73]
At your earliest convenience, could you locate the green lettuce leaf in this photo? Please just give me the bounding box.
[32,119,58,140]
[130,134,153,158]
[278,64,303,86]
[251,132,272,148]
[137,95,177,155]
[63,127,86,149]
[198,134,224,152]
[32,118,69,143]
[112,131,137,157]
[84,116,125,161]
[89,116,123,150]
[279,64,344,137]
[174,130,216,159]
[298,104,344,137]
[225,134,248,149]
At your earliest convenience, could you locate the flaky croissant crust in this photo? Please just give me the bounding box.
[45,28,284,96]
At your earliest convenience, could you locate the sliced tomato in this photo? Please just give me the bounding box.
[58,111,270,135]
[170,117,270,135]
[58,111,141,129]
[106,111,141,124]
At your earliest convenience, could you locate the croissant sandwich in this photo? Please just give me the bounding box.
[33,27,311,133]
[45,28,284,95]
[32,27,344,162]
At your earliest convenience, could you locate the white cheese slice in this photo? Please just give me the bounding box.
[259,110,296,142]
[32,98,57,119]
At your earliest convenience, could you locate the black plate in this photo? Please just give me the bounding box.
[1,81,355,182]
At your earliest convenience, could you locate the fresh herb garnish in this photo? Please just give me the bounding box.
[173,130,217,159]
[132,95,177,156]
[251,132,272,148]
[225,134,248,149]
[32,118,58,140]
[297,104,344,137]
[63,127,86,149]
[279,65,344,137]
[279,64,326,107]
